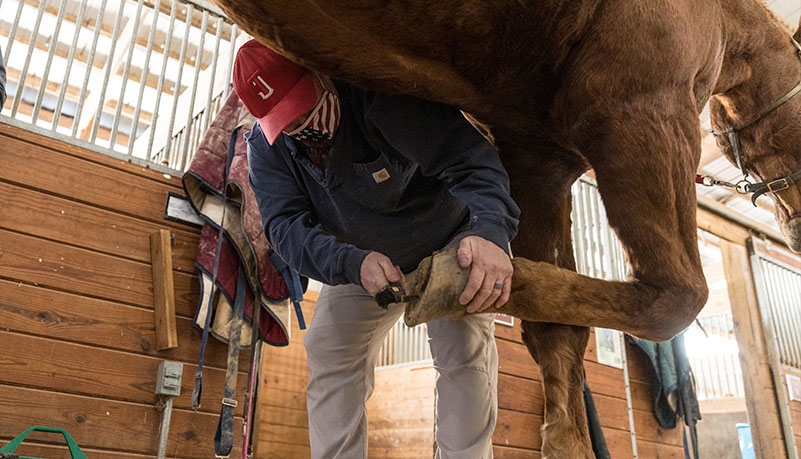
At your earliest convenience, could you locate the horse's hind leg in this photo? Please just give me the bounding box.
[504,146,594,459]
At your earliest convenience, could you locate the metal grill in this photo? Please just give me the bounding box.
[570,177,629,280]
[0,0,240,175]
[376,319,432,368]
[757,257,801,369]
[687,312,745,400]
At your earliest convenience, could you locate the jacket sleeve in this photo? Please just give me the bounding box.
[0,48,6,108]
[367,94,520,251]
[247,132,369,286]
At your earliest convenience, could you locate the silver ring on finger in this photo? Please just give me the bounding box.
[492,282,503,290]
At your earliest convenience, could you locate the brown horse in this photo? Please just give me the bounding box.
[213,0,801,456]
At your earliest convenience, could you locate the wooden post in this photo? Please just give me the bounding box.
[150,230,178,350]
[720,239,788,459]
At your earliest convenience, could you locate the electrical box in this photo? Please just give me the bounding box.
[155,361,183,396]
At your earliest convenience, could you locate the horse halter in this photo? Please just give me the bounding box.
[706,36,801,206]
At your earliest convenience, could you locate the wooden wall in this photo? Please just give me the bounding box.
[0,123,245,458]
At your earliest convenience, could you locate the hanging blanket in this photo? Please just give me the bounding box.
[183,90,302,347]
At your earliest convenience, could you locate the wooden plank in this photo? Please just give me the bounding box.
[0,331,246,415]
[585,361,626,399]
[720,239,789,459]
[494,318,524,343]
[0,180,198,272]
[0,278,243,369]
[255,440,311,459]
[498,373,543,415]
[256,422,310,447]
[0,122,182,188]
[602,427,635,459]
[593,393,631,432]
[494,445,541,459]
[0,384,242,459]
[632,410,683,447]
[0,132,186,227]
[0,228,199,316]
[493,409,543,450]
[635,439,685,459]
[498,338,541,381]
[151,230,178,350]
[258,405,309,430]
[697,206,751,245]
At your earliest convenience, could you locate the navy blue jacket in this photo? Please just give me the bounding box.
[247,81,519,286]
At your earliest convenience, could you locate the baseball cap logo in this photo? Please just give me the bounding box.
[247,71,274,100]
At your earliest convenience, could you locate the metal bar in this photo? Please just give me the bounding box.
[179,9,208,171]
[781,267,801,368]
[778,266,801,367]
[4,0,26,64]
[163,3,193,166]
[72,0,107,137]
[32,0,69,123]
[11,0,47,118]
[147,0,178,159]
[766,263,794,366]
[621,333,638,458]
[90,0,127,143]
[221,23,237,101]
[110,0,146,149]
[129,0,162,156]
[53,0,89,130]
[201,16,223,133]
[766,266,798,366]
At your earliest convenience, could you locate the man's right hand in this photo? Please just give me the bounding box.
[360,251,405,296]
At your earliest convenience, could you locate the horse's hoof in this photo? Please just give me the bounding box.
[403,247,471,327]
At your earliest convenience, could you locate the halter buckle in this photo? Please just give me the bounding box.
[767,177,792,192]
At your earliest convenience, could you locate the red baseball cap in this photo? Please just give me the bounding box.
[232,40,318,144]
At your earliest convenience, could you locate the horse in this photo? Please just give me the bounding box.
[211,0,801,456]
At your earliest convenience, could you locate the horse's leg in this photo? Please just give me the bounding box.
[504,146,594,459]
[405,106,708,341]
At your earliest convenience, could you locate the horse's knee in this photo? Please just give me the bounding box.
[639,280,708,341]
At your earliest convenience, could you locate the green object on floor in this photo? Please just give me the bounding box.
[0,427,86,459]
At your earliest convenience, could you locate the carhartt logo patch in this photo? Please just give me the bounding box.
[372,168,390,183]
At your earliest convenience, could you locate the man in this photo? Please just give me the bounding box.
[234,40,520,458]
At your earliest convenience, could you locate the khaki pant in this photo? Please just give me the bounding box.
[304,282,498,459]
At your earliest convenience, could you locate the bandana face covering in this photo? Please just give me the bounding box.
[287,76,340,143]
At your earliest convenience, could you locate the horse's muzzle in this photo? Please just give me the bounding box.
[780,217,801,253]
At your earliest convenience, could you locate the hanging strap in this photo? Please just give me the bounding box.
[242,294,263,458]
[192,127,241,410]
[214,264,247,457]
[269,252,306,330]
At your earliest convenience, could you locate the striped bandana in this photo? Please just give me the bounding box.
[287,76,340,143]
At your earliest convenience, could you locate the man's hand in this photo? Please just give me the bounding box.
[360,251,405,296]
[457,236,513,313]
